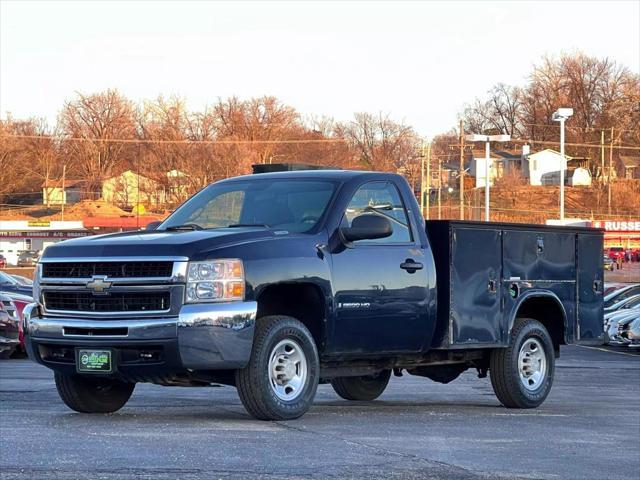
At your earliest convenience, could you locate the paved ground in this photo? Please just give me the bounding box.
[0,346,638,480]
[604,261,640,284]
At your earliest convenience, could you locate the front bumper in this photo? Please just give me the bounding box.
[23,301,257,375]
[0,316,20,353]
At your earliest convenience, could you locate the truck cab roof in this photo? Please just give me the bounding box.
[222,169,401,183]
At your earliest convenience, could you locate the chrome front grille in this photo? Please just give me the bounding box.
[37,258,188,318]
[43,291,171,313]
[42,261,173,279]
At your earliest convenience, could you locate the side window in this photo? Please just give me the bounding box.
[342,182,412,244]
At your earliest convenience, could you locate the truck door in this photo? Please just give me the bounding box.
[576,233,604,343]
[329,181,429,354]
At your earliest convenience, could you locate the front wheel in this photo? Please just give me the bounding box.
[54,373,135,413]
[490,318,555,408]
[235,315,319,420]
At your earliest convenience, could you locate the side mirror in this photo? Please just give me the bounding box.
[341,214,392,242]
[145,221,162,231]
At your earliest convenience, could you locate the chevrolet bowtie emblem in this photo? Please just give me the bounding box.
[86,276,112,294]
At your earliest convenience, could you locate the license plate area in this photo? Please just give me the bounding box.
[76,349,113,373]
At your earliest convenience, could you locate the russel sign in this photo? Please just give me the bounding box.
[590,221,640,232]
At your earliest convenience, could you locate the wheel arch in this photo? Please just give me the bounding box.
[509,291,568,352]
[256,282,328,352]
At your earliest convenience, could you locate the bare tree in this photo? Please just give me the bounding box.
[59,90,137,196]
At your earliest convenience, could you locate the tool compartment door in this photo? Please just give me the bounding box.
[576,233,604,344]
[450,227,502,345]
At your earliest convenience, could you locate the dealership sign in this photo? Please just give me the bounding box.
[590,221,640,232]
[0,231,91,239]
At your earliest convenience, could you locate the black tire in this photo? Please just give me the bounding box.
[235,315,319,421]
[330,370,391,401]
[490,318,555,408]
[54,373,135,413]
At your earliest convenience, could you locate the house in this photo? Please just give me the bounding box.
[41,179,84,206]
[101,170,164,208]
[469,149,522,188]
[620,156,640,179]
[521,149,581,186]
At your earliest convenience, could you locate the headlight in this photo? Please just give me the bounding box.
[185,259,245,303]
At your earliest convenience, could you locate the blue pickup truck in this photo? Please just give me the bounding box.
[23,169,603,420]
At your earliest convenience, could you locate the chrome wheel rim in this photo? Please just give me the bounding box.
[518,338,547,391]
[268,339,307,401]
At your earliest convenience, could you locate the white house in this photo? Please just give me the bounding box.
[470,149,522,188]
[102,170,164,208]
[41,179,84,206]
[522,149,572,186]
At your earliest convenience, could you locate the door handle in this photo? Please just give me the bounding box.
[400,260,423,272]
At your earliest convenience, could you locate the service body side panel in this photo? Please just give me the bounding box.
[575,233,605,344]
[426,221,603,350]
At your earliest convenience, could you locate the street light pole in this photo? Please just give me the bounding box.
[559,116,565,221]
[552,108,573,222]
[465,134,510,222]
[484,139,490,222]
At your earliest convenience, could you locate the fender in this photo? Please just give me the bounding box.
[507,289,569,343]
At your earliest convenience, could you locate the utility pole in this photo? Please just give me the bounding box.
[61,164,66,221]
[459,120,465,220]
[600,130,605,180]
[437,154,442,219]
[608,127,614,215]
[425,141,432,220]
[420,142,425,217]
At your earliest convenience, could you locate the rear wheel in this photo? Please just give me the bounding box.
[330,370,391,401]
[54,373,135,413]
[490,318,555,408]
[235,315,319,420]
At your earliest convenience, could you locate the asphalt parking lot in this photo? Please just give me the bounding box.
[0,346,638,480]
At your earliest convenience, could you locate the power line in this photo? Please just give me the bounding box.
[2,134,349,145]
[3,133,638,150]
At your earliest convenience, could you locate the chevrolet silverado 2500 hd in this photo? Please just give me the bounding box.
[23,170,604,420]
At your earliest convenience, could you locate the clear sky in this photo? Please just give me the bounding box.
[1,0,639,137]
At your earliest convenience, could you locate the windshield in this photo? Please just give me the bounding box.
[604,285,640,308]
[160,179,337,233]
[0,272,18,285]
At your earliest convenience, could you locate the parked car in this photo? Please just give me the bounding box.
[604,284,640,310]
[607,246,625,261]
[23,168,603,420]
[0,271,33,296]
[604,293,640,314]
[0,255,6,269]
[603,255,614,271]
[0,294,20,358]
[17,250,40,267]
[604,309,640,345]
[3,292,33,351]
[621,317,640,347]
[603,283,626,296]
[10,274,33,286]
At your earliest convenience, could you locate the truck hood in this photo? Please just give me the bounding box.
[41,228,276,260]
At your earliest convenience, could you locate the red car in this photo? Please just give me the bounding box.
[608,246,625,261]
[0,255,6,269]
[2,292,32,352]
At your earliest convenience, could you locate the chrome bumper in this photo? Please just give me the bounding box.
[23,301,257,370]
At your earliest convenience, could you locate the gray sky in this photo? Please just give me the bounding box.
[1,0,639,137]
